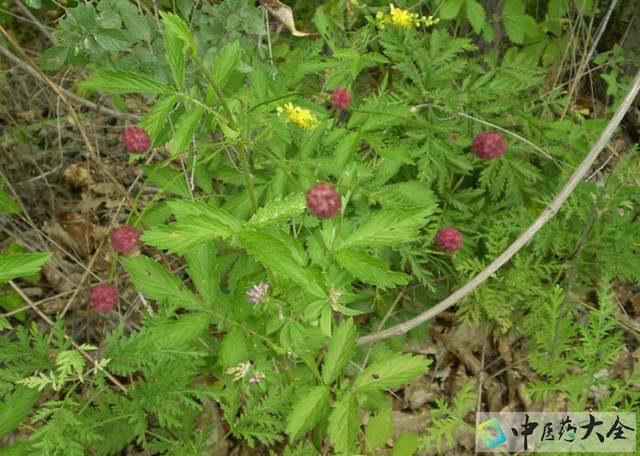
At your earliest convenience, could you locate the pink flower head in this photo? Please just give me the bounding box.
[471,131,507,159]
[121,127,150,154]
[89,283,118,312]
[435,227,463,253]
[247,282,270,305]
[306,183,341,219]
[331,87,351,110]
[110,225,140,254]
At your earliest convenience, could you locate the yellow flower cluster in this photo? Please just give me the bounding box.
[375,3,439,29]
[276,102,319,129]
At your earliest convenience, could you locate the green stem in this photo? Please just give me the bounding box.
[189,49,237,130]
[238,145,258,213]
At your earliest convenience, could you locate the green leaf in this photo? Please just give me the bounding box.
[23,0,41,8]
[365,407,393,452]
[0,188,21,214]
[219,327,249,369]
[93,28,130,51]
[211,40,241,89]
[116,1,151,41]
[39,46,69,71]
[121,256,201,309]
[0,291,25,321]
[247,193,306,226]
[339,208,432,249]
[327,393,359,454]
[239,229,325,297]
[148,312,211,349]
[354,353,430,392]
[502,0,538,44]
[0,252,51,284]
[185,243,220,304]
[335,249,409,289]
[142,213,238,253]
[440,0,465,20]
[392,432,419,456]
[503,14,539,43]
[286,385,331,440]
[334,131,360,170]
[162,13,188,89]
[322,318,357,385]
[0,386,41,438]
[139,95,179,145]
[80,69,170,94]
[143,165,191,198]
[465,0,486,33]
[169,106,204,158]
[0,441,33,456]
[159,12,193,46]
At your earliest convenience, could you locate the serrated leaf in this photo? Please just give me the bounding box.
[0,387,41,438]
[169,106,204,158]
[162,13,189,89]
[335,249,408,289]
[39,46,69,71]
[369,182,437,209]
[149,312,211,349]
[142,213,238,253]
[0,188,21,214]
[365,407,393,451]
[339,208,432,249]
[139,95,179,145]
[327,393,359,454]
[159,12,192,46]
[80,69,170,94]
[0,252,51,284]
[440,0,465,19]
[116,1,151,41]
[143,165,191,198]
[286,385,330,440]
[164,31,186,90]
[322,318,357,385]
[212,40,241,89]
[219,327,249,369]
[393,432,419,456]
[354,353,430,392]
[466,0,486,33]
[24,0,41,8]
[121,256,201,310]
[185,243,220,304]
[247,193,306,226]
[93,28,130,51]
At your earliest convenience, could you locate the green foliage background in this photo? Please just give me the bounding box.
[1,0,638,454]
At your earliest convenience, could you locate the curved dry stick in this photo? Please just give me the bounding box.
[358,69,640,346]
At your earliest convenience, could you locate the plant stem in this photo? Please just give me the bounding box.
[190,49,237,130]
[238,145,258,212]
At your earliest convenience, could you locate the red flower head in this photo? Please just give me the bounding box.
[471,131,507,159]
[306,183,341,219]
[121,127,150,154]
[435,227,463,253]
[331,87,352,110]
[89,283,118,312]
[111,225,140,254]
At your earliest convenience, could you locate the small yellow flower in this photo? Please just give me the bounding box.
[375,4,440,30]
[389,3,417,28]
[276,102,319,129]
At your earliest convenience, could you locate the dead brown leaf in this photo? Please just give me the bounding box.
[259,0,310,37]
